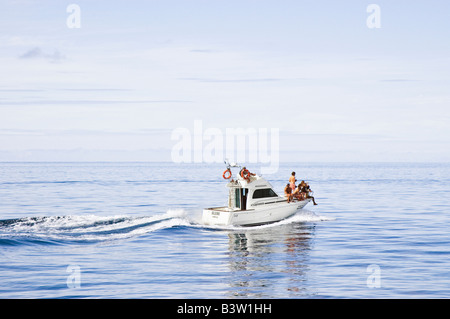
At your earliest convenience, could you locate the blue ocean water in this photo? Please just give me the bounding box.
[0,162,449,298]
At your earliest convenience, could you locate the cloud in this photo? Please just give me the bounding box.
[179,77,282,83]
[189,49,218,53]
[0,99,192,106]
[0,128,173,136]
[380,79,419,82]
[19,47,65,63]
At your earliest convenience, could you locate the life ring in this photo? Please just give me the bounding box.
[240,169,250,180]
[223,169,232,179]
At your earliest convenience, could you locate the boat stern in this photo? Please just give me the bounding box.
[202,207,233,226]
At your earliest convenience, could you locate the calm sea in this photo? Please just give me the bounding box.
[0,162,449,298]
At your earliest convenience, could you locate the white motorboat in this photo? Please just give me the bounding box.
[202,163,311,226]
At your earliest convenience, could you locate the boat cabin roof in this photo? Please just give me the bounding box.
[226,174,274,190]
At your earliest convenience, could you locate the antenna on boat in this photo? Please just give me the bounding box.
[224,159,240,169]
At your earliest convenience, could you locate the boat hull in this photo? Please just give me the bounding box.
[202,198,311,226]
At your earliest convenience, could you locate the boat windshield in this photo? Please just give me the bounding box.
[252,188,278,199]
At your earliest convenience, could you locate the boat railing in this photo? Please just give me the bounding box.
[250,197,287,207]
[250,196,310,207]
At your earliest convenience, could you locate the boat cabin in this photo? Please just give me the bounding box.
[226,175,283,211]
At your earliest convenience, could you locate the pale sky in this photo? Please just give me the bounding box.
[1,0,450,162]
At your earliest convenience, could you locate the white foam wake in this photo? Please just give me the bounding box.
[0,209,192,243]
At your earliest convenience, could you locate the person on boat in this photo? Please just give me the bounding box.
[284,183,293,203]
[292,184,304,201]
[301,180,318,205]
[289,172,297,191]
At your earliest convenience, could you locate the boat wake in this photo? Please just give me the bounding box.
[0,209,333,246]
[0,209,192,246]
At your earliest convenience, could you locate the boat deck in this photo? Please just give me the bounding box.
[205,197,308,212]
[204,207,255,212]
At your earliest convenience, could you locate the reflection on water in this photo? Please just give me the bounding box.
[225,222,317,298]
